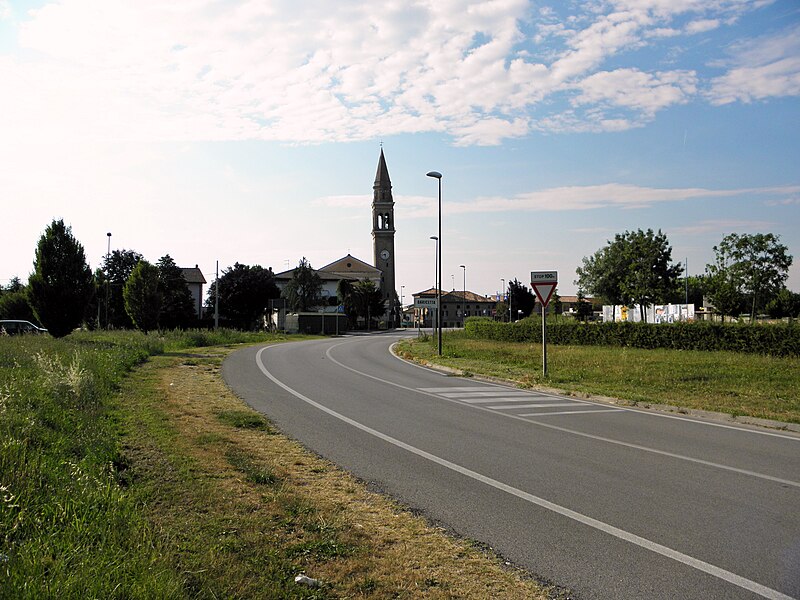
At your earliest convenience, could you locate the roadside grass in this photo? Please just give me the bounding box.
[396,331,800,425]
[119,348,550,599]
[1,330,551,599]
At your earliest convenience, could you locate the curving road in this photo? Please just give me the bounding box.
[223,333,800,600]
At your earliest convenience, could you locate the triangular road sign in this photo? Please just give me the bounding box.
[532,283,557,308]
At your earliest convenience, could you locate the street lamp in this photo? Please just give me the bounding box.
[427,170,442,356]
[459,264,465,325]
[105,232,111,329]
[430,236,438,338]
[400,285,405,327]
[500,278,505,322]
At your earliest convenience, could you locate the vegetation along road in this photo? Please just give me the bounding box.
[224,331,800,600]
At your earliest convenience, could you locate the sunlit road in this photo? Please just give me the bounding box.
[223,333,800,600]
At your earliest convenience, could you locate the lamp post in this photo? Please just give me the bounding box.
[500,278,505,321]
[105,232,111,329]
[430,236,438,337]
[459,264,465,326]
[400,285,405,327]
[427,171,442,356]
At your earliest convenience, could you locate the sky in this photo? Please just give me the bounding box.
[1,0,799,303]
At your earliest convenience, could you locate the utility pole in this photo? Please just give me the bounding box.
[214,260,219,331]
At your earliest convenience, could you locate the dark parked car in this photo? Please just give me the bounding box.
[0,320,48,335]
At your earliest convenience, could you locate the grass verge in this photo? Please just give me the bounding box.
[396,331,800,425]
[1,331,551,598]
[118,347,550,598]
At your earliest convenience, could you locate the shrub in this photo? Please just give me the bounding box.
[464,316,800,357]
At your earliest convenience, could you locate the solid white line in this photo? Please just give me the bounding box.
[255,346,794,600]
[519,409,625,417]
[488,402,579,410]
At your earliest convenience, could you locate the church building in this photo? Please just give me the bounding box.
[274,149,398,326]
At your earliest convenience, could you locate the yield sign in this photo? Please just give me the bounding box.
[532,283,557,307]
[530,271,558,307]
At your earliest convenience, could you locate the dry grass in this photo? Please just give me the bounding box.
[120,347,552,599]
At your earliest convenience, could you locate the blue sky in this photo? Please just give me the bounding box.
[1,0,798,301]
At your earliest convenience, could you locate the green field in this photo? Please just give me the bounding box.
[396,331,800,425]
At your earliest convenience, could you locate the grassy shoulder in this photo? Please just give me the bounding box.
[118,346,550,599]
[396,331,800,425]
[1,331,550,599]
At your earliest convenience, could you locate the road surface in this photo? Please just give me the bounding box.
[223,333,800,600]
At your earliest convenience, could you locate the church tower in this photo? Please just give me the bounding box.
[372,149,396,323]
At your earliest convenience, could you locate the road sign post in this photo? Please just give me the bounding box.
[531,271,558,377]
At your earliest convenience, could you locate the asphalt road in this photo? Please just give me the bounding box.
[223,333,800,600]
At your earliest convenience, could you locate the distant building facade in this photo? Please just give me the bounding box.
[412,288,495,328]
[180,265,206,318]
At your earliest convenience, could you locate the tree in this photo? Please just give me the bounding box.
[205,262,280,329]
[575,288,593,321]
[28,219,95,337]
[711,233,792,323]
[283,258,322,313]
[98,249,143,328]
[765,288,800,319]
[494,300,508,321]
[621,229,683,322]
[576,229,682,322]
[705,243,745,322]
[508,279,536,318]
[157,255,196,329]
[575,239,630,315]
[674,275,708,309]
[352,279,385,328]
[0,280,37,323]
[123,260,162,333]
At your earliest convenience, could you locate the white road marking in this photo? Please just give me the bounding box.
[391,343,800,442]
[437,390,532,398]
[331,341,800,488]
[419,386,504,393]
[519,409,625,417]
[457,396,556,404]
[255,345,795,600]
[488,402,579,410]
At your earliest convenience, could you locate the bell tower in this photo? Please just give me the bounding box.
[372,148,396,323]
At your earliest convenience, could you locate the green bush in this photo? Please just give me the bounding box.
[464,316,800,357]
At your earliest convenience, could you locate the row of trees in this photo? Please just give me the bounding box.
[204,258,387,330]
[2,220,198,337]
[575,229,795,322]
[3,221,389,337]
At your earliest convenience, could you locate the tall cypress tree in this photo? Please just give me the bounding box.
[28,219,95,337]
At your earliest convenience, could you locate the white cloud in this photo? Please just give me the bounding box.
[685,18,720,34]
[671,219,775,235]
[708,24,800,104]
[574,68,697,116]
[320,184,800,217]
[0,0,783,145]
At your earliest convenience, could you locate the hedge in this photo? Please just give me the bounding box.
[463,317,800,357]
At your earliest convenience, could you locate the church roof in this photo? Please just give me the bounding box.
[274,255,380,282]
[319,254,381,277]
[374,148,392,188]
